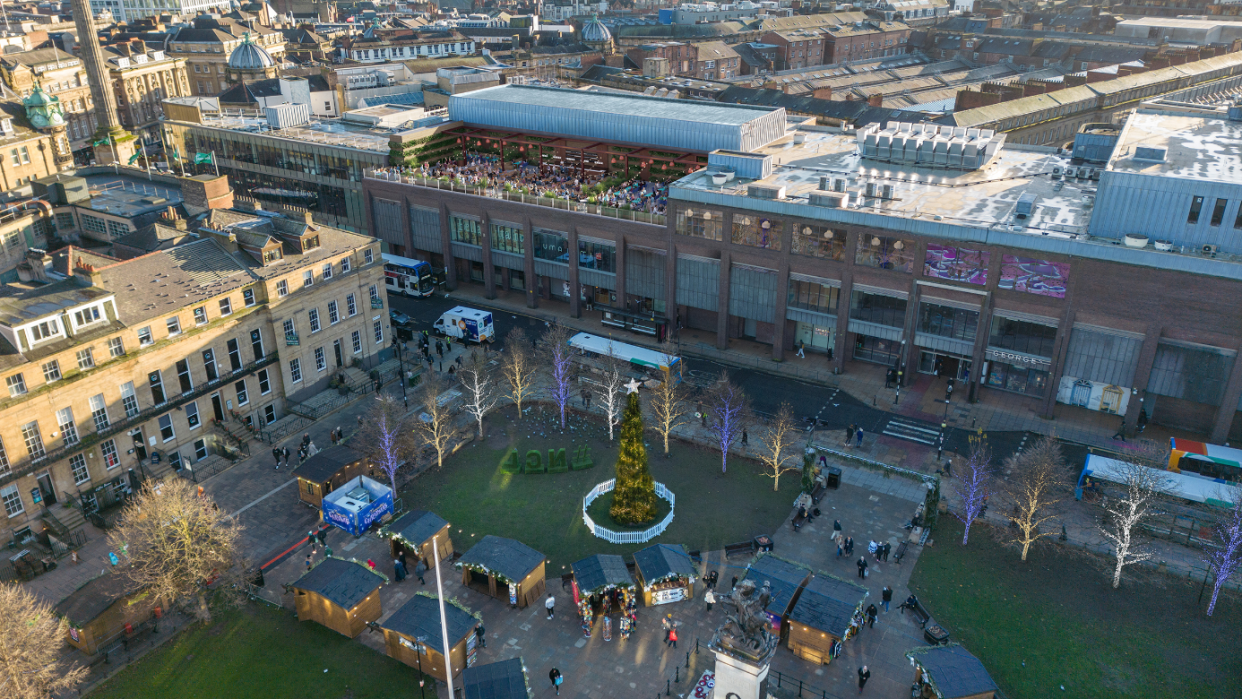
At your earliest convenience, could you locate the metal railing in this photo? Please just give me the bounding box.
[0,352,279,490]
[766,669,846,699]
[581,479,676,544]
[366,170,667,226]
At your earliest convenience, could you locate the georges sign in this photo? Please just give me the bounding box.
[985,348,1051,368]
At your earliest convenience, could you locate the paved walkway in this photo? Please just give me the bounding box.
[441,283,1188,451]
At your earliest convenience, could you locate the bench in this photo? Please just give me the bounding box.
[791,509,809,532]
[724,541,754,558]
[900,598,931,628]
[810,483,827,504]
[892,541,909,564]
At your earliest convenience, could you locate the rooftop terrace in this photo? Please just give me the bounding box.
[187,110,450,154]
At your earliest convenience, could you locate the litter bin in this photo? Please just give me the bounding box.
[826,467,842,489]
[753,535,773,553]
[924,624,950,646]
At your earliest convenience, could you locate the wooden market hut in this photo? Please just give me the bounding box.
[54,572,161,655]
[293,446,368,509]
[383,509,453,566]
[632,543,697,606]
[290,557,386,638]
[457,535,547,608]
[786,573,869,665]
[571,553,635,613]
[463,657,532,699]
[740,554,811,638]
[907,644,999,699]
[381,594,481,683]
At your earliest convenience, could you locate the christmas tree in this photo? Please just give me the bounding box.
[610,392,657,525]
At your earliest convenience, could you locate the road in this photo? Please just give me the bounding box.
[390,292,1040,464]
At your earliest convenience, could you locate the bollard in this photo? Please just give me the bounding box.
[675,667,680,683]
[666,679,671,696]
[686,651,691,668]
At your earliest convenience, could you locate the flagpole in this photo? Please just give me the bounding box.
[141,140,151,180]
[212,150,219,177]
[110,137,118,174]
[432,542,455,699]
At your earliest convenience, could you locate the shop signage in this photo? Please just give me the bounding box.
[985,348,1051,367]
[651,587,686,605]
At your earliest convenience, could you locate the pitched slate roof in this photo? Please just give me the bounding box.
[381,594,477,654]
[571,554,634,594]
[742,555,810,617]
[386,509,449,547]
[907,644,999,699]
[788,573,868,637]
[632,543,695,582]
[463,657,530,699]
[293,445,363,483]
[291,557,385,609]
[458,535,545,583]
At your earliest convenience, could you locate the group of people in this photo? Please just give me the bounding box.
[385,151,669,214]
[845,423,866,449]
[272,432,320,470]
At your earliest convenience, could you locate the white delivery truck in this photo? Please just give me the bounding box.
[432,306,495,344]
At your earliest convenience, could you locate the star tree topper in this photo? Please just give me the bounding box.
[625,378,642,394]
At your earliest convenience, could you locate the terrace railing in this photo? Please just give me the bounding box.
[365,170,667,227]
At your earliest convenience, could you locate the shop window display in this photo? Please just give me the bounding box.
[855,235,915,273]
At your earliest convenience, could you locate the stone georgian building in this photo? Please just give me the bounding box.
[0,195,385,544]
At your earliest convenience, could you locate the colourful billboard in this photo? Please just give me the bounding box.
[1000,255,1070,298]
[923,244,990,285]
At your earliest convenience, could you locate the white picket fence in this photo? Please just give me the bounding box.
[583,479,676,545]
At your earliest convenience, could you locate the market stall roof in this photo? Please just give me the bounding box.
[386,509,450,546]
[463,657,530,699]
[53,571,144,625]
[632,544,696,582]
[291,557,385,609]
[788,574,869,637]
[292,445,363,483]
[457,535,546,583]
[382,594,477,655]
[742,554,812,616]
[571,554,634,594]
[907,644,999,699]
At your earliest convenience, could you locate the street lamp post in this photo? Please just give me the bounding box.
[415,635,428,699]
[392,337,408,407]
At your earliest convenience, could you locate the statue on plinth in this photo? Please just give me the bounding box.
[712,579,778,663]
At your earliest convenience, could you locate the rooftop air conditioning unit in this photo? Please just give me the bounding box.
[1202,244,1218,256]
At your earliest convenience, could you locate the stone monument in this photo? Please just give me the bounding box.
[709,579,778,699]
[69,0,135,165]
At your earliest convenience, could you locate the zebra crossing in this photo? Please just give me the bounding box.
[882,416,941,446]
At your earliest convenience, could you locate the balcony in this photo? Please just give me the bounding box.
[0,352,281,490]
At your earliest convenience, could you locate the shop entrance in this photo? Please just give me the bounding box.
[794,322,836,354]
[918,351,972,382]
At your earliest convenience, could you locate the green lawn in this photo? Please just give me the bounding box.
[401,406,796,573]
[90,605,426,699]
[909,519,1242,699]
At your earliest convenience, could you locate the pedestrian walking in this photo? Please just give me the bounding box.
[857,666,870,693]
[455,355,463,368]
[881,586,892,613]
[398,549,407,569]
[272,446,281,465]
[317,527,328,546]
[549,668,562,695]
[707,570,719,589]
[845,536,854,554]
[836,535,843,558]
[414,559,426,585]
[662,614,673,641]
[731,576,738,590]
[475,624,486,648]
[445,336,452,352]
[846,424,856,446]
[282,446,290,466]
[323,544,333,558]
[834,519,843,535]
[394,557,407,582]
[704,589,715,612]
[581,389,589,407]
[857,556,868,579]
[435,340,444,357]
[307,530,318,553]
[330,430,339,446]
[307,441,319,458]
[882,542,891,562]
[302,433,311,449]
[668,627,678,649]
[866,603,878,628]
[741,429,748,447]
[305,554,313,570]
[855,426,865,448]
[796,340,805,358]
[545,593,556,619]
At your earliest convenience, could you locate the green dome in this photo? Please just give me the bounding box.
[23,82,65,130]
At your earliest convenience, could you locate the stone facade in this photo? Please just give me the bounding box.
[0,220,384,543]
